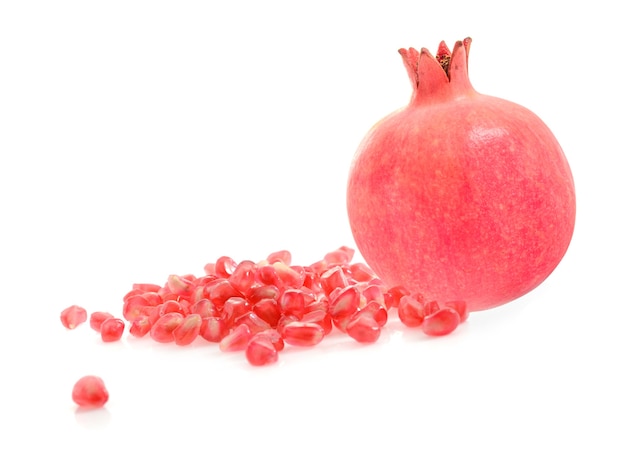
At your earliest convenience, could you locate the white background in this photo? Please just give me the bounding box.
[1,1,624,450]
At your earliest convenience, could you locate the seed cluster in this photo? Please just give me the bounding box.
[63,246,468,406]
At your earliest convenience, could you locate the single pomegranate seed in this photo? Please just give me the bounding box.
[167,274,194,295]
[219,324,252,352]
[129,315,152,338]
[203,262,216,275]
[173,313,202,346]
[329,285,360,320]
[141,291,162,306]
[247,284,280,304]
[383,285,411,309]
[348,262,377,282]
[208,279,242,307]
[273,261,305,288]
[422,307,461,336]
[346,312,381,343]
[190,298,218,318]
[398,295,425,327]
[361,283,384,305]
[199,316,229,342]
[100,318,125,342]
[89,311,114,332]
[300,309,333,335]
[423,300,441,317]
[60,305,87,329]
[323,248,353,266]
[221,297,250,328]
[255,265,283,289]
[159,299,185,316]
[360,301,388,327]
[150,312,184,343]
[266,249,292,265]
[320,266,349,295]
[132,283,161,292]
[234,311,271,335]
[279,289,307,318]
[72,375,109,409]
[254,329,285,351]
[246,334,279,366]
[445,300,469,323]
[252,298,282,328]
[215,255,237,278]
[123,294,150,321]
[281,321,324,347]
[229,260,257,295]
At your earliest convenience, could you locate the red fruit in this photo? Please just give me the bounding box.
[397,295,425,328]
[246,334,279,366]
[422,307,461,336]
[100,318,125,342]
[346,38,576,312]
[346,312,381,343]
[60,305,87,329]
[173,313,202,346]
[219,324,252,352]
[252,298,282,328]
[199,316,229,342]
[90,311,114,332]
[150,312,184,343]
[72,375,109,408]
[281,321,324,347]
[129,315,152,338]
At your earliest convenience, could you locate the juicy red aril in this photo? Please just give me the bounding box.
[150,312,184,343]
[320,266,349,295]
[446,300,469,323]
[349,262,377,282]
[423,300,441,317]
[219,324,252,352]
[384,285,411,309]
[61,305,87,329]
[173,313,202,346]
[273,261,305,288]
[100,318,125,342]
[346,312,381,344]
[281,321,325,347]
[360,301,388,327]
[167,274,194,295]
[398,295,425,327]
[246,334,279,366]
[266,249,292,265]
[214,255,237,278]
[234,311,271,335]
[159,299,185,316]
[254,329,285,351]
[329,285,360,320]
[229,260,257,295]
[123,294,150,321]
[422,307,461,336]
[199,316,229,342]
[300,309,333,335]
[252,298,282,327]
[129,315,152,338]
[279,289,308,318]
[190,298,218,319]
[221,296,250,328]
[72,375,109,409]
[89,311,114,332]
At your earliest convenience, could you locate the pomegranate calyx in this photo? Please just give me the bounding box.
[399,37,474,103]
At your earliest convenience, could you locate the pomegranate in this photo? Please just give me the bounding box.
[347,38,576,311]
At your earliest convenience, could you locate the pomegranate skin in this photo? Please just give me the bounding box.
[346,39,575,312]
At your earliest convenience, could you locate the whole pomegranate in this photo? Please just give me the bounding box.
[346,38,576,311]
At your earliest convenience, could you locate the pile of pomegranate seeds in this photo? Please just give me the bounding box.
[61,246,469,371]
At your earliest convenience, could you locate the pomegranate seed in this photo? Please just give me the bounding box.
[324,248,353,266]
[234,311,271,335]
[159,299,185,316]
[422,307,461,336]
[100,318,125,342]
[255,265,283,289]
[123,294,150,321]
[167,274,194,295]
[383,285,411,309]
[215,256,237,278]
[229,260,257,295]
[446,300,469,323]
[89,311,114,332]
[252,298,282,328]
[247,284,280,304]
[254,329,285,351]
[279,289,307,318]
[150,312,184,343]
[361,283,384,305]
[266,250,292,265]
[72,375,109,409]
[423,300,441,317]
[199,316,229,342]
[129,315,152,338]
[219,324,252,352]
[246,334,279,366]
[273,261,305,288]
[281,321,324,347]
[208,279,242,307]
[329,285,360,320]
[349,262,377,282]
[221,297,250,328]
[190,298,218,318]
[300,309,333,335]
[141,291,162,306]
[132,283,161,292]
[398,295,425,327]
[173,313,202,346]
[320,266,349,295]
[60,305,87,329]
[346,312,381,343]
[360,301,388,327]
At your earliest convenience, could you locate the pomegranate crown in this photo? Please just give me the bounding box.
[399,37,474,102]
